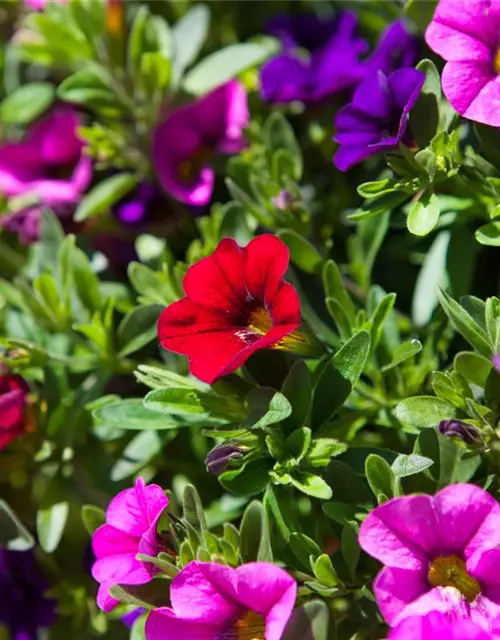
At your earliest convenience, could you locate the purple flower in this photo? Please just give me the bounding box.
[0,105,92,243]
[492,354,500,373]
[153,80,248,206]
[426,0,500,126]
[260,11,368,104]
[0,549,56,640]
[364,20,420,77]
[145,561,297,640]
[359,484,500,630]
[115,182,161,225]
[389,611,498,639]
[91,477,169,613]
[333,68,425,171]
[122,607,147,628]
[439,420,483,445]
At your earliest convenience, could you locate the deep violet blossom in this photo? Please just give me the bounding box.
[260,11,368,104]
[426,0,500,127]
[91,477,169,613]
[364,19,419,77]
[0,372,30,451]
[359,483,500,630]
[0,549,56,640]
[333,68,425,171]
[0,105,92,243]
[122,608,147,628]
[388,611,499,639]
[153,80,248,206]
[157,234,301,384]
[145,561,297,640]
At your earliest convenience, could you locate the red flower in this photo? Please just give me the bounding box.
[0,374,29,450]
[158,234,301,383]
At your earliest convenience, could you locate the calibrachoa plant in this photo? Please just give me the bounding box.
[3,1,500,639]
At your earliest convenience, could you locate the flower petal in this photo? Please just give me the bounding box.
[374,566,429,626]
[260,55,309,104]
[146,608,221,640]
[441,60,497,125]
[243,234,290,302]
[105,478,166,535]
[91,524,139,559]
[389,612,491,640]
[91,553,150,586]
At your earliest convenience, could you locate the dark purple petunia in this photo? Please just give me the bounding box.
[364,19,420,77]
[0,549,57,640]
[122,607,147,628]
[114,182,160,225]
[333,68,425,172]
[260,11,368,104]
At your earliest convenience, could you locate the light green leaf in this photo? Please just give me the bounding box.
[277,230,323,275]
[381,339,422,371]
[392,454,434,479]
[74,174,138,222]
[37,501,69,553]
[394,396,456,429]
[243,387,292,429]
[438,288,491,356]
[172,4,210,76]
[144,388,205,415]
[475,222,500,246]
[93,398,180,430]
[289,473,332,500]
[407,192,440,236]
[0,82,55,125]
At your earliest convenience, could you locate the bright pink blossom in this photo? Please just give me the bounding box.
[153,80,248,206]
[389,611,499,639]
[91,478,169,613]
[426,0,500,126]
[0,373,30,451]
[359,484,500,630]
[145,561,296,640]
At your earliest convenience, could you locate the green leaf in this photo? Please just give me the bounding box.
[349,191,408,221]
[357,179,397,198]
[394,396,457,429]
[381,339,422,371]
[117,304,162,357]
[407,192,440,236]
[0,500,35,551]
[0,82,55,125]
[475,222,500,246]
[183,41,276,95]
[365,454,394,502]
[322,260,355,323]
[438,432,481,487]
[182,484,207,533]
[313,554,339,587]
[74,174,138,222]
[37,501,69,553]
[454,352,493,388]
[289,472,332,500]
[438,288,492,357]
[81,505,106,536]
[282,600,330,640]
[409,59,441,148]
[277,230,322,275]
[144,388,206,416]
[286,427,312,462]
[109,581,171,609]
[172,4,210,77]
[392,454,434,479]
[341,522,360,581]
[57,67,117,109]
[289,532,322,570]
[93,398,180,430]
[219,459,271,496]
[243,387,292,429]
[281,360,312,434]
[239,500,272,563]
[412,231,450,327]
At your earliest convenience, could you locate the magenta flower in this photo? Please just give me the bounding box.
[359,484,500,630]
[145,561,297,640]
[425,0,500,126]
[153,80,248,206]
[91,477,169,613]
[389,612,498,639]
[0,105,92,243]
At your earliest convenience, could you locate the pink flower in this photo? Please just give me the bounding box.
[359,484,500,630]
[0,105,92,243]
[24,0,67,9]
[425,0,500,126]
[153,80,248,206]
[389,611,499,639]
[91,478,169,613]
[145,561,297,640]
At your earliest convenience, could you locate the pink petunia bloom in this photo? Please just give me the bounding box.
[153,80,248,206]
[24,0,67,9]
[359,484,500,630]
[0,105,92,244]
[425,0,500,126]
[91,478,169,613]
[389,611,499,639]
[145,561,297,640]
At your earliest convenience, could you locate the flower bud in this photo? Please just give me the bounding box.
[271,190,295,210]
[438,420,483,445]
[205,444,244,475]
[492,354,500,373]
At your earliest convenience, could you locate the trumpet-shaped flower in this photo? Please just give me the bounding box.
[157,234,302,384]
[91,478,169,613]
[153,80,248,206]
[145,561,296,640]
[426,0,500,126]
[0,373,30,451]
[359,484,500,630]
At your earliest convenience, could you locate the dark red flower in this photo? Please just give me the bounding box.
[157,235,301,383]
[0,373,30,450]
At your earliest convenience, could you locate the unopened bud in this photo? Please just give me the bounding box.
[438,420,483,445]
[205,444,244,475]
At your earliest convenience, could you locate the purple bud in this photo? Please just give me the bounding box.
[271,190,295,210]
[205,444,244,475]
[492,354,500,373]
[438,420,483,445]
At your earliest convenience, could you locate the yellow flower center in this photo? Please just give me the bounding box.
[427,555,481,602]
[246,306,307,352]
[494,48,500,74]
[221,610,266,639]
[248,307,273,335]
